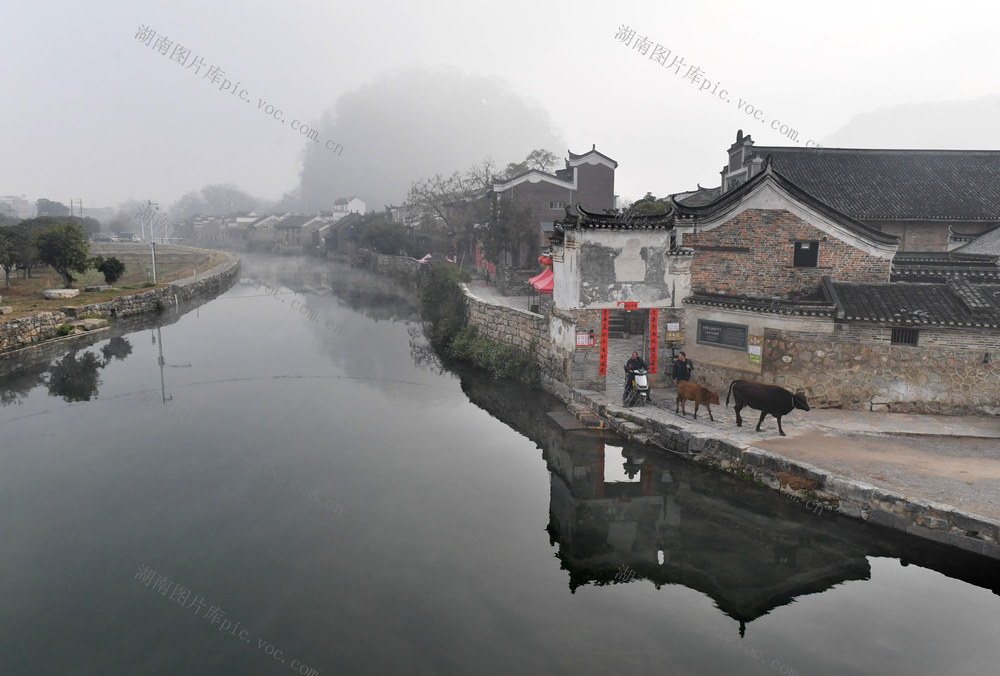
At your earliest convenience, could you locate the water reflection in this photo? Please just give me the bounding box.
[459,372,1000,635]
[46,349,106,402]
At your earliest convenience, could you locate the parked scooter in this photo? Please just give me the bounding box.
[623,367,651,406]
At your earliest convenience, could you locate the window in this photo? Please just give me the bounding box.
[793,241,819,267]
[550,201,568,209]
[891,327,919,346]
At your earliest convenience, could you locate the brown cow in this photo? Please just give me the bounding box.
[676,381,720,421]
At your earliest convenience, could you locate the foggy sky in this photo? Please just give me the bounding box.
[3,0,1000,214]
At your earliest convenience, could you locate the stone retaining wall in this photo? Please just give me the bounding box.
[0,252,239,356]
[0,312,71,353]
[565,388,1000,560]
[464,288,550,366]
[370,253,428,286]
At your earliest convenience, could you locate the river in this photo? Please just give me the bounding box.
[0,254,998,675]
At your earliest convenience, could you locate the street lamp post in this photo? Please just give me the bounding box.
[147,201,159,284]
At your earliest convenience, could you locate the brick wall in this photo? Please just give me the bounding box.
[686,209,891,298]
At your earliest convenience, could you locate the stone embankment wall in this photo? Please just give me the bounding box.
[373,252,427,286]
[464,287,550,365]
[0,312,70,353]
[694,324,1000,415]
[0,253,239,356]
[566,388,1000,560]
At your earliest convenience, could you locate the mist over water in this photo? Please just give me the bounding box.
[0,255,998,674]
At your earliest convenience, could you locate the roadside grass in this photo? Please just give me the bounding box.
[0,244,228,318]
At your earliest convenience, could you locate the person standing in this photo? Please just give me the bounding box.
[671,351,693,384]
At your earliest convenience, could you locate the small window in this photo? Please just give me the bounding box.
[793,241,819,267]
[550,201,568,209]
[891,327,919,346]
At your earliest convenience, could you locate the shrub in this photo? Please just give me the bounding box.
[56,323,75,336]
[420,263,470,350]
[447,325,539,384]
[92,256,126,285]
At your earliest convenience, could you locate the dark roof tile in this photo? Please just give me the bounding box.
[748,147,1000,221]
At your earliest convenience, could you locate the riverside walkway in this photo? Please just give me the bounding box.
[573,383,1000,559]
[462,279,1000,558]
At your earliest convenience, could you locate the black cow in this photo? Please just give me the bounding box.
[725,380,809,436]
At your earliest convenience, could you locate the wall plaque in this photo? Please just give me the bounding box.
[697,319,748,351]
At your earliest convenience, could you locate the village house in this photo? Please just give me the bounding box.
[331,196,366,220]
[543,137,1000,415]
[719,131,1000,252]
[487,146,617,271]
[273,214,333,247]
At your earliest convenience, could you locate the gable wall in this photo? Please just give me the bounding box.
[686,209,891,298]
[574,163,615,211]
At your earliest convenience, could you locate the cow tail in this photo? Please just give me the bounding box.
[726,380,735,408]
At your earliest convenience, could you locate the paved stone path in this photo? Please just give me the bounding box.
[601,381,1000,524]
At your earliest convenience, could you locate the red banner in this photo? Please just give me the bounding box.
[598,310,609,376]
[648,309,659,374]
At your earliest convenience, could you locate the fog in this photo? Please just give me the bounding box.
[293,68,564,212]
[3,0,1000,214]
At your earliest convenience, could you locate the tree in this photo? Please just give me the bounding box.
[499,148,560,180]
[483,198,535,266]
[405,160,495,258]
[92,255,126,285]
[166,184,261,221]
[351,216,412,255]
[0,228,16,287]
[11,220,49,279]
[36,222,91,288]
[524,148,560,173]
[74,216,102,239]
[36,199,71,217]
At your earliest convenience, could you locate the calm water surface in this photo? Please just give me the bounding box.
[1,255,998,675]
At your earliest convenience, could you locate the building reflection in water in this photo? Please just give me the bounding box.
[458,374,1000,637]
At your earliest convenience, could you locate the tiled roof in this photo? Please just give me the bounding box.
[573,204,676,230]
[274,215,314,229]
[685,293,835,317]
[745,147,1000,221]
[673,186,722,207]
[954,224,1000,256]
[891,250,1000,282]
[567,146,618,168]
[827,279,1000,328]
[674,161,899,246]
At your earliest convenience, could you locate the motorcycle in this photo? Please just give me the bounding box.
[623,368,651,406]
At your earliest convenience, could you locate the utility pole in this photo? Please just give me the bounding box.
[147,201,159,284]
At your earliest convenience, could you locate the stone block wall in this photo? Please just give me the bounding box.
[464,288,550,368]
[0,312,69,352]
[372,253,427,287]
[690,322,1000,415]
[1,253,239,356]
[552,309,604,390]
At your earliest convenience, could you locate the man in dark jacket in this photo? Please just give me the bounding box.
[624,351,646,375]
[623,351,648,404]
[671,351,693,384]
